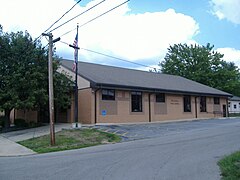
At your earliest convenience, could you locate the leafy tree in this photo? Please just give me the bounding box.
[0,27,73,128]
[159,43,240,96]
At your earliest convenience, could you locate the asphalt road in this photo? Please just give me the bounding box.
[1,118,240,180]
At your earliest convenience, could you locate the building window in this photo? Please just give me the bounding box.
[214,97,220,104]
[183,95,191,112]
[156,93,165,103]
[131,91,142,112]
[102,89,115,100]
[234,104,237,109]
[200,96,207,112]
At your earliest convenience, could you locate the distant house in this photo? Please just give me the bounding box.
[14,59,232,124]
[228,96,240,114]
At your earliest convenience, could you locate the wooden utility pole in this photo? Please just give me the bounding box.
[48,33,55,145]
[42,33,60,145]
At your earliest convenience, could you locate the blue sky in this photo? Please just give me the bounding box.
[130,0,240,50]
[0,0,240,70]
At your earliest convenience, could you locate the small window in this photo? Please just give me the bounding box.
[200,96,207,112]
[131,91,142,112]
[234,104,237,109]
[214,97,220,104]
[156,93,165,103]
[102,89,115,100]
[183,95,191,112]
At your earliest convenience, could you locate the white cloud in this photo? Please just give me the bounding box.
[210,0,240,24]
[216,47,240,66]
[0,0,199,68]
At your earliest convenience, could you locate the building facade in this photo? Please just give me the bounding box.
[57,60,230,124]
[14,59,231,124]
[228,96,240,114]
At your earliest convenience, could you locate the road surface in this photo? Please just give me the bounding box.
[0,118,240,180]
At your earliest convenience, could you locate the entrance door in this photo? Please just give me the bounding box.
[223,105,227,117]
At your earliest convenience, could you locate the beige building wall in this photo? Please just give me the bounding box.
[58,66,90,89]
[97,90,149,123]
[93,90,228,124]
[77,88,95,124]
[152,94,196,122]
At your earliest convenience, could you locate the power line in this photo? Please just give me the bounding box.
[78,0,130,29]
[58,0,130,38]
[60,28,77,38]
[49,0,106,33]
[59,40,157,71]
[34,0,82,42]
[45,0,82,33]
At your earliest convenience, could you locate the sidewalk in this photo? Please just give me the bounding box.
[0,136,36,156]
[0,123,71,157]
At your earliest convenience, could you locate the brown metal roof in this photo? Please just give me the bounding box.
[61,59,231,97]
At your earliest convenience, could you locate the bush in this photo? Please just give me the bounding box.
[0,116,7,128]
[28,121,41,128]
[14,118,28,128]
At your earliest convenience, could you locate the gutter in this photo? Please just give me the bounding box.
[94,88,100,124]
[148,93,152,122]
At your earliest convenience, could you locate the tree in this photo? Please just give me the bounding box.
[0,27,73,128]
[159,43,240,96]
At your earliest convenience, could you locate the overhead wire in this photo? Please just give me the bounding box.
[59,40,157,71]
[49,0,106,33]
[78,0,130,28]
[35,0,82,42]
[58,0,130,38]
[44,0,82,33]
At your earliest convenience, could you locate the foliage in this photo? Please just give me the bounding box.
[14,118,28,128]
[218,151,240,180]
[0,25,73,127]
[159,43,240,96]
[0,116,6,128]
[18,128,121,153]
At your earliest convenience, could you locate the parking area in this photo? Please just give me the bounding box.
[91,118,240,141]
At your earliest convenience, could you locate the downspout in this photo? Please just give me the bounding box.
[94,88,100,124]
[148,93,151,122]
[195,96,198,118]
[226,98,229,117]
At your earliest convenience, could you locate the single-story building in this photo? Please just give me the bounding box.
[57,59,231,124]
[228,96,240,114]
[13,59,232,124]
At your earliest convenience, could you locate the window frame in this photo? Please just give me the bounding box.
[214,97,220,105]
[102,89,115,101]
[131,91,142,112]
[200,96,207,112]
[156,93,165,103]
[234,104,237,109]
[183,95,191,112]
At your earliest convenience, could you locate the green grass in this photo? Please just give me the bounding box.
[18,128,121,153]
[229,113,240,117]
[218,151,240,180]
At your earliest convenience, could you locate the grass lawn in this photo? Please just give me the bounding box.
[218,151,240,180]
[18,128,121,153]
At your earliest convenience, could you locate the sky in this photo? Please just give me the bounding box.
[0,0,240,70]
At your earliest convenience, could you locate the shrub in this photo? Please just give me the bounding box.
[0,116,7,128]
[14,118,28,128]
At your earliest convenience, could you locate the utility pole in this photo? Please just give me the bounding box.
[42,33,60,146]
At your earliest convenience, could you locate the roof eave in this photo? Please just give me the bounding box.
[92,83,232,97]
